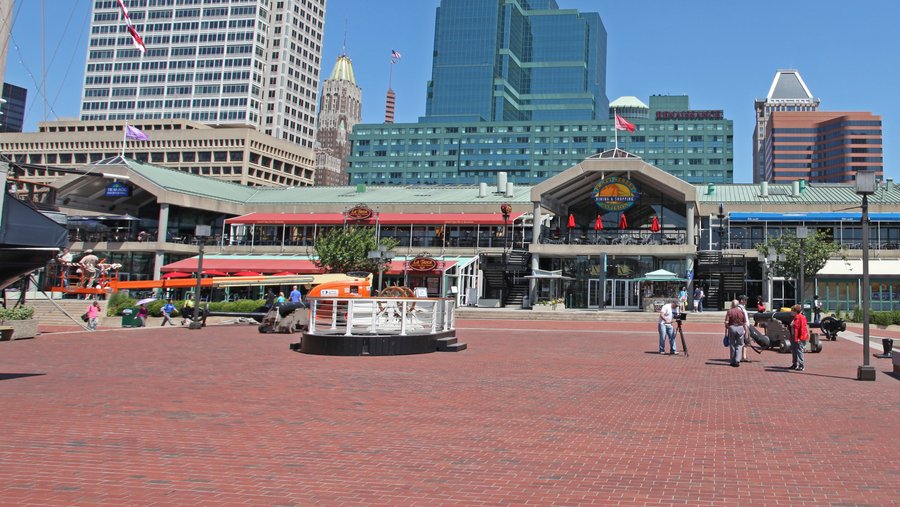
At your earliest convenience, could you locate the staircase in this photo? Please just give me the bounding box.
[436,333,467,352]
[28,299,109,327]
[504,281,529,308]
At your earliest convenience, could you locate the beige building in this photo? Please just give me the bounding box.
[0,119,315,186]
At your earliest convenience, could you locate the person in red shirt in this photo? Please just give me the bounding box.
[790,304,810,371]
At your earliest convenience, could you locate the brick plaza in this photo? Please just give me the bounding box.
[1,319,898,506]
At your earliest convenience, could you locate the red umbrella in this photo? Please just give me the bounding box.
[567,214,576,228]
[594,215,604,231]
[203,269,230,276]
[650,216,661,233]
[232,271,263,277]
[619,213,628,230]
[271,271,298,276]
[161,271,192,279]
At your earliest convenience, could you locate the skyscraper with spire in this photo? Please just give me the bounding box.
[314,51,361,186]
[752,70,820,183]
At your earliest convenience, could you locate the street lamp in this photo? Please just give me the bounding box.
[500,202,511,265]
[796,226,808,307]
[856,171,877,381]
[717,203,725,251]
[189,224,211,330]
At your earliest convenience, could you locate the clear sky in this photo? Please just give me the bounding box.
[5,0,897,183]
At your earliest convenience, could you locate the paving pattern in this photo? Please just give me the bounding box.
[1,319,898,506]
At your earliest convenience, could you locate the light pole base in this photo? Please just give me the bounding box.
[188,321,203,330]
[857,365,876,381]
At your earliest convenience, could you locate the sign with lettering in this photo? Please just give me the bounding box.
[593,176,639,212]
[655,110,724,121]
[346,205,373,220]
[409,256,438,272]
[104,182,131,197]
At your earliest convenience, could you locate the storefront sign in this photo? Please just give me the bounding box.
[346,205,373,220]
[104,182,131,197]
[655,110,724,121]
[409,256,438,272]
[593,176,639,212]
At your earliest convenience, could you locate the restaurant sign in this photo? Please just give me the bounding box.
[346,205,373,220]
[655,110,724,121]
[592,176,639,212]
[408,256,438,272]
[104,181,131,197]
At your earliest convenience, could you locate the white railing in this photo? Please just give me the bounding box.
[306,297,456,336]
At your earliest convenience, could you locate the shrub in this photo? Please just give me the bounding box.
[0,306,35,321]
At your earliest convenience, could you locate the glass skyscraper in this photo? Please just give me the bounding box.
[423,0,607,123]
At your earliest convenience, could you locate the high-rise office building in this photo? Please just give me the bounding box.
[80,0,326,149]
[763,111,883,183]
[0,82,26,133]
[753,70,819,183]
[314,53,361,186]
[423,0,607,123]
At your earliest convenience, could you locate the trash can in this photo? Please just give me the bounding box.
[121,307,140,328]
[802,301,813,321]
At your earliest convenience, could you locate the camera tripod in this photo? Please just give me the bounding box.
[674,318,688,357]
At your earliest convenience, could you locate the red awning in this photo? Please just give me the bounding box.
[224,212,526,226]
[161,258,457,275]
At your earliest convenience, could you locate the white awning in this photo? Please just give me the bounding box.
[817,259,900,277]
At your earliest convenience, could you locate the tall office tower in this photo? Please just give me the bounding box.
[752,70,819,183]
[422,0,608,123]
[763,111,883,183]
[314,53,361,186]
[0,0,12,84]
[0,82,26,132]
[384,89,395,124]
[80,0,326,149]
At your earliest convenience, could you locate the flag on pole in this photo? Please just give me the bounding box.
[614,113,636,133]
[116,0,146,54]
[125,125,149,141]
[391,49,402,64]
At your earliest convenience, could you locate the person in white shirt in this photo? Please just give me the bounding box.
[658,302,678,355]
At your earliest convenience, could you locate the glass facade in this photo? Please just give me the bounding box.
[423,0,607,123]
[349,95,734,185]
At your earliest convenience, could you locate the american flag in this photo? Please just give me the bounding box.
[116,0,146,54]
[391,50,402,60]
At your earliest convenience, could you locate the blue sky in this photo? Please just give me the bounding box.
[5,0,897,183]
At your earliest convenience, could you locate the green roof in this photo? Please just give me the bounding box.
[696,182,900,205]
[122,158,257,203]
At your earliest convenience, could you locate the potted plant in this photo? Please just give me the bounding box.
[532,297,566,311]
[0,306,38,340]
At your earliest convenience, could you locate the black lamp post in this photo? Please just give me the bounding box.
[717,203,725,251]
[500,202,511,265]
[856,171,876,381]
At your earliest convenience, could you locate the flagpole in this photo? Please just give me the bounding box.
[121,121,128,157]
[614,107,618,151]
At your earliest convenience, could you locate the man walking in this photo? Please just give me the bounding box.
[725,299,749,367]
[658,301,678,355]
[161,299,177,326]
[737,294,752,363]
[289,285,303,304]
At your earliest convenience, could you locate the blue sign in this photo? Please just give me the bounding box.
[105,182,131,197]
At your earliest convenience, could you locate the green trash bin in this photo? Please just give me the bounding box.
[802,300,813,321]
[121,307,140,328]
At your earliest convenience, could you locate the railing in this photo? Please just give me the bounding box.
[307,297,456,337]
[540,230,688,246]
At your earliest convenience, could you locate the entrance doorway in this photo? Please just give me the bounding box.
[604,279,640,310]
[588,279,603,309]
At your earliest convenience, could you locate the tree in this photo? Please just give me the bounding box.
[313,226,398,274]
[755,230,843,279]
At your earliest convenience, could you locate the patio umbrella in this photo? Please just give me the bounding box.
[271,271,298,276]
[135,297,157,306]
[232,271,263,277]
[594,215,604,230]
[567,214,575,228]
[161,271,192,279]
[202,269,230,276]
[619,213,628,230]
[650,216,661,233]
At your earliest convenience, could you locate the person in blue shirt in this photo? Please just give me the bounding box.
[161,299,177,326]
[289,285,302,303]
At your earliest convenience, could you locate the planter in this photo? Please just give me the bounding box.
[0,319,39,340]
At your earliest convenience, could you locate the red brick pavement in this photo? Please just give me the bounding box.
[0,320,897,506]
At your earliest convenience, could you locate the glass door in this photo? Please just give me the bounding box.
[603,279,640,310]
[588,279,603,309]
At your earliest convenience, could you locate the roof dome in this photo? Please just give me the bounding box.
[609,96,649,109]
[328,54,356,84]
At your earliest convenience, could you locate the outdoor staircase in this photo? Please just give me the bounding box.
[27,299,109,327]
[504,282,529,308]
[436,334,467,352]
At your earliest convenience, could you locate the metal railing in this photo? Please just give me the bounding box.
[307,297,456,336]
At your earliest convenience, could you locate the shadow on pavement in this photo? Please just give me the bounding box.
[0,373,46,381]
